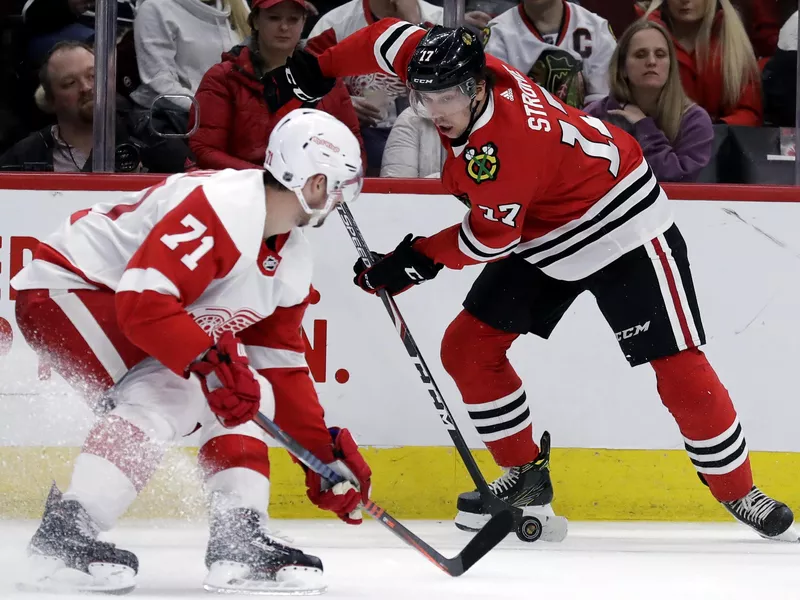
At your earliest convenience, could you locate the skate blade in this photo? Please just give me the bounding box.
[17,555,136,595]
[204,560,326,596]
[758,523,800,543]
[455,506,569,543]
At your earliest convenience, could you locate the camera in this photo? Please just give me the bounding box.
[114,139,144,172]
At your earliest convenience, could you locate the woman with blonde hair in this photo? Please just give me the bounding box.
[639,0,762,126]
[585,19,713,182]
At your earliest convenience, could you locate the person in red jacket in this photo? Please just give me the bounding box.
[189,0,366,169]
[641,0,763,126]
[736,0,780,58]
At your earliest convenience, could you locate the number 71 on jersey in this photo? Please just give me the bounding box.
[160,214,215,271]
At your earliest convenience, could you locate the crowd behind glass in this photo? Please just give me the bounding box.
[0,0,797,184]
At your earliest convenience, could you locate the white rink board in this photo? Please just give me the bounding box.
[1,190,800,451]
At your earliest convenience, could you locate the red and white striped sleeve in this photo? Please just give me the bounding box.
[237,290,335,464]
[316,18,426,84]
[115,186,243,376]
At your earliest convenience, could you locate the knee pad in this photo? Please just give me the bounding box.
[112,357,209,439]
[441,310,516,380]
[650,347,710,381]
[111,403,178,444]
[650,348,733,426]
[650,348,719,410]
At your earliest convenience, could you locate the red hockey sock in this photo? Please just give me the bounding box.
[650,348,752,502]
[441,310,539,467]
[198,434,271,480]
[63,414,166,528]
[198,434,272,513]
[83,414,165,492]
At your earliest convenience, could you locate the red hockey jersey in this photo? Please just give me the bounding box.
[316,19,673,281]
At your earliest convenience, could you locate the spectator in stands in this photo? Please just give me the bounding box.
[762,10,796,126]
[21,0,136,65]
[576,0,638,39]
[466,0,515,31]
[483,0,616,108]
[380,107,441,178]
[733,0,780,58]
[127,0,250,172]
[0,41,143,172]
[190,0,365,170]
[585,20,713,182]
[305,0,443,175]
[641,0,763,126]
[0,2,27,154]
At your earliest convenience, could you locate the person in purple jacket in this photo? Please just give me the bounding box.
[585,19,713,183]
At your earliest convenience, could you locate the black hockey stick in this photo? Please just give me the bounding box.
[335,204,520,521]
[251,411,513,576]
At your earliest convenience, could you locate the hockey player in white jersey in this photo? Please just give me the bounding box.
[12,109,368,595]
[484,0,616,107]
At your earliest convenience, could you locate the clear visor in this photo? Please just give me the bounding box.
[329,169,364,207]
[409,82,475,120]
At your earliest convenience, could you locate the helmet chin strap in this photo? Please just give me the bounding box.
[452,85,489,147]
[294,187,331,228]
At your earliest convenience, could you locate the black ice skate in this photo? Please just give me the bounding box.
[455,431,568,542]
[722,486,799,542]
[19,483,138,594]
[204,506,325,595]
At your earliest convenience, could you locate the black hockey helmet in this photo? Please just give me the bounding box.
[407,26,486,93]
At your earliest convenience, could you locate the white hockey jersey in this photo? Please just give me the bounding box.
[305,0,443,127]
[484,0,616,107]
[11,169,313,377]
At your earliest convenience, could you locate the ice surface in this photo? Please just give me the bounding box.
[1,519,799,600]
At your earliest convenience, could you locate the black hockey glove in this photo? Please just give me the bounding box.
[353,234,443,296]
[261,50,336,111]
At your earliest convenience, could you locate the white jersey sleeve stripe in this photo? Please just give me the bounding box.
[458,212,520,261]
[384,23,425,72]
[51,292,128,383]
[117,268,181,298]
[374,21,423,75]
[245,345,308,370]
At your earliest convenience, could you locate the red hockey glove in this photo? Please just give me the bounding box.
[306,428,372,525]
[188,331,261,428]
[353,234,443,296]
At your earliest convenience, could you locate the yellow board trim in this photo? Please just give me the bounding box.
[2,447,798,520]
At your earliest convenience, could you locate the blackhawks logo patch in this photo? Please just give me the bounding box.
[464,143,499,184]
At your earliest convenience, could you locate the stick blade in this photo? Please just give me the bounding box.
[449,509,514,576]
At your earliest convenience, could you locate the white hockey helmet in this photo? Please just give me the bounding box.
[264,108,364,227]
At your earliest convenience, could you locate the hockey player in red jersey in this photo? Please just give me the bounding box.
[266,21,798,542]
[11,109,369,594]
